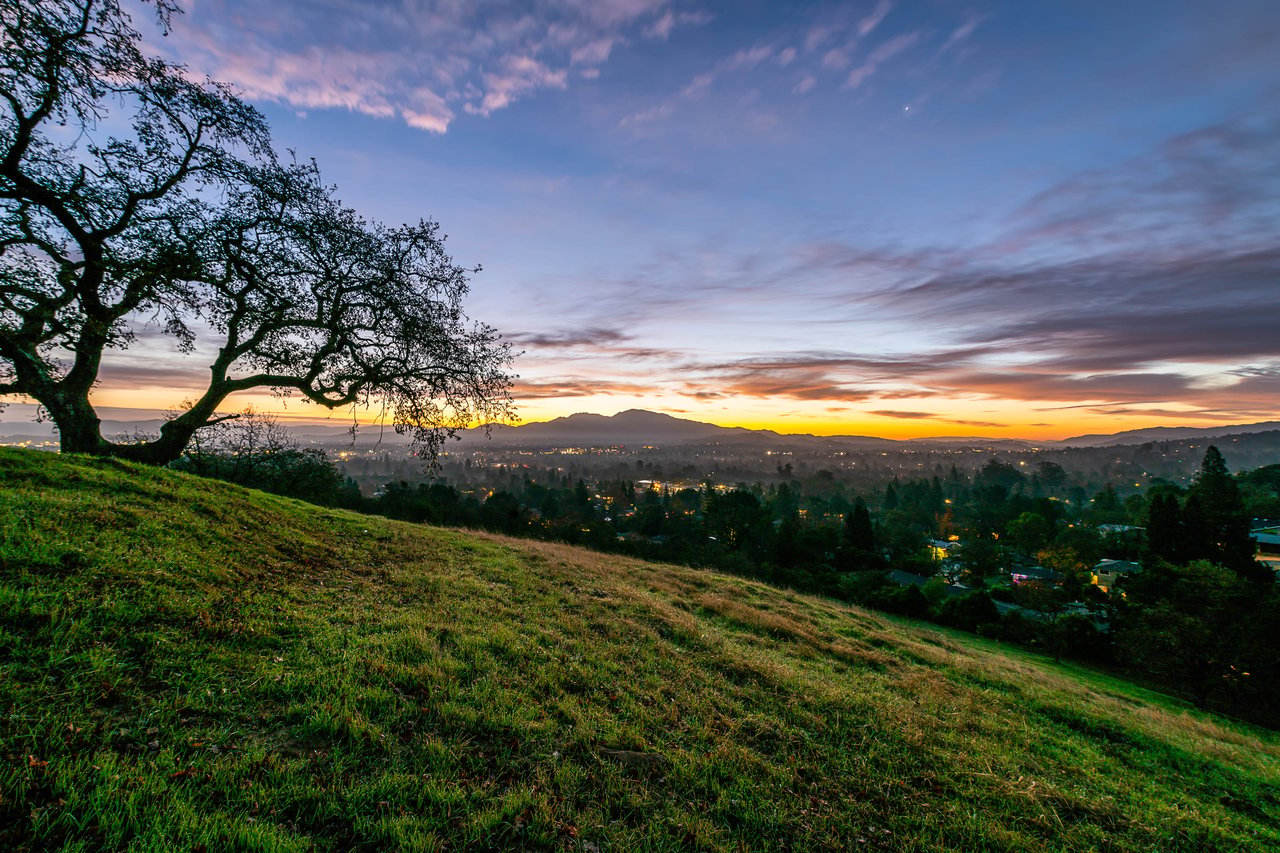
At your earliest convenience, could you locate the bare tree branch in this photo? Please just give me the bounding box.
[0,0,515,465]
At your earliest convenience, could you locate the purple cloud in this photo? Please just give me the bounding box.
[160,0,678,132]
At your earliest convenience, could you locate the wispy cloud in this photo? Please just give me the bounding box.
[1084,406,1263,422]
[845,31,920,89]
[622,40,780,124]
[619,0,961,126]
[869,409,933,419]
[992,118,1280,257]
[96,364,210,389]
[644,9,714,40]
[695,373,873,403]
[509,378,660,399]
[947,419,1005,429]
[466,55,569,116]
[859,0,895,38]
[937,16,984,56]
[809,0,899,75]
[667,352,974,404]
[509,327,631,349]
[161,0,679,132]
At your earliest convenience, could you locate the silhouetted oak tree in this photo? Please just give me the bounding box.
[0,0,513,464]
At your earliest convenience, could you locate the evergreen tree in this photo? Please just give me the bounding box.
[1187,447,1264,581]
[845,499,876,551]
[1143,491,1186,566]
[838,498,878,571]
[928,477,945,513]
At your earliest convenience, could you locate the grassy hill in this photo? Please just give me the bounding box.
[1,448,1278,852]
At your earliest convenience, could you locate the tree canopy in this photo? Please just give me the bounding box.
[0,0,514,464]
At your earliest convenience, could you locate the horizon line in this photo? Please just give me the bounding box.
[2,401,1277,446]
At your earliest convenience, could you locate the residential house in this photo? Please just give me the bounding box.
[1092,559,1142,594]
[1010,565,1061,585]
[888,569,969,599]
[1251,527,1280,581]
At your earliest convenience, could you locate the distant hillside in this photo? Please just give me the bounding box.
[460,410,1280,452]
[6,404,1280,451]
[2,447,1277,851]
[1059,421,1280,448]
[456,409,1031,449]
[0,417,167,440]
[480,408,754,444]
[461,408,895,448]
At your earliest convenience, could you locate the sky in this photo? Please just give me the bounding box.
[81,0,1280,439]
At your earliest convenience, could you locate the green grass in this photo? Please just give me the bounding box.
[2,447,1278,852]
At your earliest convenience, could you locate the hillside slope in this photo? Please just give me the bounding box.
[1,448,1278,852]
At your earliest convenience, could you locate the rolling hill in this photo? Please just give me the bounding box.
[6,405,1280,452]
[448,409,900,448]
[1,448,1278,851]
[1057,421,1280,448]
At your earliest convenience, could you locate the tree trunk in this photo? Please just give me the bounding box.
[47,388,196,466]
[44,392,108,456]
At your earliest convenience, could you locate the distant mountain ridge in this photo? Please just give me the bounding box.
[460,409,902,448]
[485,409,749,443]
[0,418,167,440]
[1057,421,1280,448]
[4,406,1279,450]
[465,410,1280,450]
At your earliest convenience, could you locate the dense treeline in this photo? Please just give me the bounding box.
[329,430,1280,501]
[173,431,1280,726]
[168,411,360,507]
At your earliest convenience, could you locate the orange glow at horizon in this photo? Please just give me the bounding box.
[469,397,1249,443]
[68,385,1271,444]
